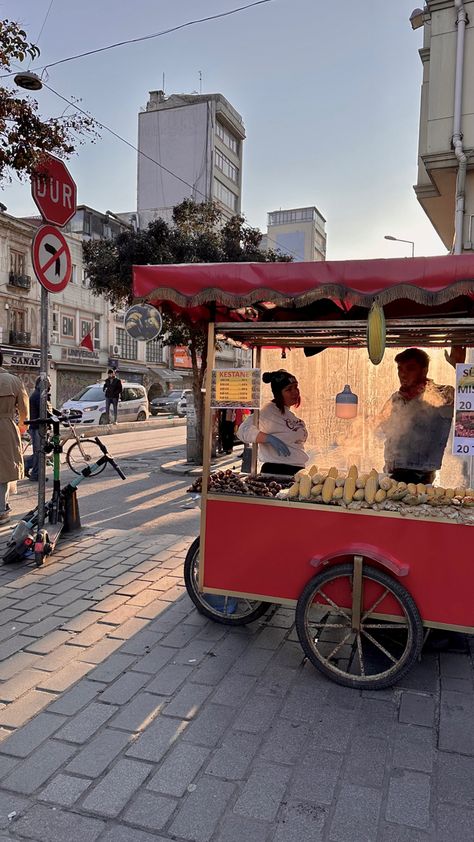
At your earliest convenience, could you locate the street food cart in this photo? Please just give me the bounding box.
[134,255,474,689]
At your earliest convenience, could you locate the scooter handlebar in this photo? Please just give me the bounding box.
[107,457,126,480]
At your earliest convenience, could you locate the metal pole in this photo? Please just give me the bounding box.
[37,284,49,530]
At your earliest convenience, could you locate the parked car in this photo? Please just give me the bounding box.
[150,389,191,417]
[61,382,149,425]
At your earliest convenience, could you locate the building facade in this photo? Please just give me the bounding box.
[414,0,474,250]
[137,91,245,228]
[266,206,327,261]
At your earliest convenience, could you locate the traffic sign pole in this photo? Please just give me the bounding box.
[37,286,49,534]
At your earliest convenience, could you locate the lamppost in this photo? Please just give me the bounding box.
[384,235,415,258]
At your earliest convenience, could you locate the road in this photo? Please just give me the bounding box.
[8,426,202,540]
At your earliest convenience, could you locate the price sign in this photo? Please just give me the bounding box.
[211,369,261,409]
[453,363,474,456]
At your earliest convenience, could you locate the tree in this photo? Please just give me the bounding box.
[0,19,97,182]
[83,199,291,462]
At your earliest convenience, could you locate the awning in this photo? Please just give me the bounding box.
[149,367,183,384]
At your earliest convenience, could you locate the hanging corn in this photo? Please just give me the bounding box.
[367,301,386,365]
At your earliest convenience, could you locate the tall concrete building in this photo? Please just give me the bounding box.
[266,206,327,261]
[413,0,474,251]
[137,91,245,228]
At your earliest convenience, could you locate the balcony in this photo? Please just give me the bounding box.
[8,272,31,290]
[9,330,31,346]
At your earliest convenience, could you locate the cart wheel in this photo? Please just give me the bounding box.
[184,538,270,626]
[295,562,423,690]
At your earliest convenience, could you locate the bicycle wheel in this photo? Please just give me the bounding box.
[184,537,271,626]
[295,562,423,690]
[66,439,107,475]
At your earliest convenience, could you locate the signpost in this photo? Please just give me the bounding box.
[30,155,76,537]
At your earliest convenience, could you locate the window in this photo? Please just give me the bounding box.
[146,338,164,364]
[215,149,239,184]
[214,179,238,211]
[11,309,26,332]
[216,121,239,154]
[62,316,75,338]
[52,312,59,333]
[10,250,26,276]
[116,327,138,360]
[81,269,89,288]
[94,319,100,350]
[83,212,91,235]
[80,318,92,339]
[71,264,77,284]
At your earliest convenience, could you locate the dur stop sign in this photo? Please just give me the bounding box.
[31,153,77,228]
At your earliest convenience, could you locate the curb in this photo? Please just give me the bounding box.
[161,450,244,477]
[60,417,186,440]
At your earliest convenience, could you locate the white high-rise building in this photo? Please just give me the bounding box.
[266,206,327,262]
[137,91,245,228]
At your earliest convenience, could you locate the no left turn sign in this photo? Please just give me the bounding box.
[32,224,72,293]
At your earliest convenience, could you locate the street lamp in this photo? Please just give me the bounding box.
[384,235,415,258]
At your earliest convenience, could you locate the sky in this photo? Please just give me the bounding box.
[4,0,446,260]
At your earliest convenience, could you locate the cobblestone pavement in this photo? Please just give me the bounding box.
[0,526,470,841]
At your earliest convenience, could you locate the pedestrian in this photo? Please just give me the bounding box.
[103,368,122,423]
[26,376,54,482]
[0,352,28,523]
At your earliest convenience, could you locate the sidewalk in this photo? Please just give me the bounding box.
[161,448,244,477]
[0,524,470,839]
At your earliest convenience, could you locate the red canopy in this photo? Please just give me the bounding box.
[133,254,474,321]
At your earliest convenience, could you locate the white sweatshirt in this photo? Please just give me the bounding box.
[237,401,309,467]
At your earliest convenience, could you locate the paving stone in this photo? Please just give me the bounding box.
[440,675,473,693]
[126,715,188,761]
[96,604,138,626]
[233,694,282,733]
[439,652,473,680]
[439,690,474,754]
[169,775,235,841]
[356,699,397,739]
[317,708,358,752]
[48,679,104,715]
[392,724,434,773]
[0,712,65,758]
[206,730,260,780]
[233,646,276,676]
[0,668,47,702]
[20,616,63,638]
[342,734,388,788]
[290,748,343,804]
[212,673,257,707]
[68,623,112,648]
[82,758,152,817]
[22,630,73,655]
[0,651,39,681]
[386,769,431,829]
[436,804,474,841]
[123,790,177,831]
[36,643,87,672]
[0,689,54,728]
[99,824,167,842]
[98,670,150,705]
[166,638,212,666]
[260,717,311,765]
[254,626,289,650]
[0,633,36,661]
[147,742,210,796]
[376,822,431,841]
[106,617,150,641]
[2,739,76,794]
[36,661,93,693]
[162,683,212,720]
[55,702,117,744]
[329,783,382,841]
[145,663,193,695]
[0,753,21,781]
[129,644,174,674]
[274,800,327,842]
[234,761,291,821]
[397,654,439,694]
[39,772,92,806]
[136,598,172,621]
[255,665,298,699]
[86,653,137,683]
[158,623,199,649]
[12,804,105,842]
[437,752,474,808]
[75,637,124,664]
[399,692,435,727]
[110,691,164,733]
[280,684,329,724]
[182,704,235,747]
[215,814,271,842]
[60,612,101,633]
[66,728,131,777]
[0,790,30,828]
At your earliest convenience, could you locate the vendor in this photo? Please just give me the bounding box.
[378,347,463,485]
[237,369,308,476]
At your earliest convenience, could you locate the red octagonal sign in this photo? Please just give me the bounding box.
[31,153,77,228]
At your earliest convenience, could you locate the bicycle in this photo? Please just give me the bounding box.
[61,411,110,476]
[3,412,126,567]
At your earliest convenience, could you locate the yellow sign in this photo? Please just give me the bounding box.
[211,369,261,408]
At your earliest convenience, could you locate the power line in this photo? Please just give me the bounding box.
[34,0,55,51]
[2,0,277,79]
[43,80,300,261]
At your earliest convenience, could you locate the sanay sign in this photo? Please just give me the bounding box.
[31,153,77,228]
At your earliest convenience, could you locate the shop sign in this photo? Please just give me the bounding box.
[173,346,193,369]
[211,368,261,408]
[2,350,40,368]
[453,363,474,457]
[61,347,100,363]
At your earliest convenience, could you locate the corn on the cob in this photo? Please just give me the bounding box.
[407,483,417,496]
[327,467,338,479]
[294,469,308,480]
[347,465,358,480]
[308,464,319,477]
[364,471,379,504]
[353,488,365,501]
[311,484,323,497]
[379,476,392,491]
[375,489,386,503]
[322,476,336,503]
[343,475,357,504]
[288,482,299,500]
[299,474,312,500]
[333,487,344,500]
[367,301,386,365]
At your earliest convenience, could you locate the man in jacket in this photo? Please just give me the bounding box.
[26,376,54,482]
[0,352,28,522]
[103,368,122,423]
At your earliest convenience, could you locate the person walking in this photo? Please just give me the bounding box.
[0,352,28,523]
[103,368,122,424]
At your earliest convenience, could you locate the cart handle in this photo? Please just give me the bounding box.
[310,545,409,578]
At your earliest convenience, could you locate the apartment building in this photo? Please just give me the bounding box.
[137,91,245,228]
[266,206,327,262]
[413,0,474,250]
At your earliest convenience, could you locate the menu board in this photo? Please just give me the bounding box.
[453,363,474,457]
[211,369,261,409]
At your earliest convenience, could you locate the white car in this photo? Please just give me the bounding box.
[61,382,149,425]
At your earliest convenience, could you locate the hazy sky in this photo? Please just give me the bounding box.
[5,1,445,259]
